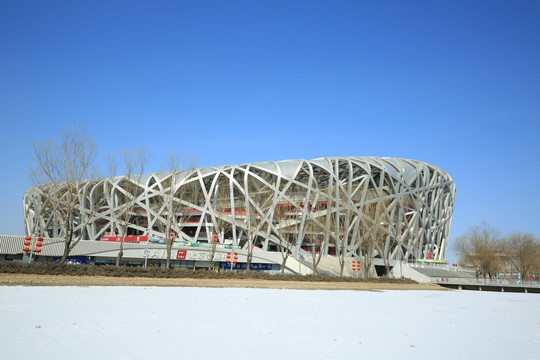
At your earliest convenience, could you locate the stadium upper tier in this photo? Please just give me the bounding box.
[23,156,455,262]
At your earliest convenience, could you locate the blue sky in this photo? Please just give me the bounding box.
[1,1,539,264]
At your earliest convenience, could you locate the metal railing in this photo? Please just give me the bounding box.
[409,261,467,271]
[434,277,540,288]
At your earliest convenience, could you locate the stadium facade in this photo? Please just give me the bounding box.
[21,156,455,274]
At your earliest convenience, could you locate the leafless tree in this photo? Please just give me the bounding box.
[272,202,298,274]
[329,203,353,278]
[162,153,180,269]
[303,198,329,275]
[357,200,388,279]
[325,177,355,278]
[241,175,273,271]
[242,198,260,271]
[380,197,409,277]
[454,223,503,278]
[115,148,149,266]
[30,126,102,264]
[503,232,540,279]
[208,177,230,270]
[159,153,198,269]
[342,186,390,280]
[364,189,407,278]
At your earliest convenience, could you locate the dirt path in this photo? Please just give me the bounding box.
[0,273,445,291]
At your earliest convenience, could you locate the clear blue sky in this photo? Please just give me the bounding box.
[1,1,539,264]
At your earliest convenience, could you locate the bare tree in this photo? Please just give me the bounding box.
[272,202,298,274]
[295,184,332,276]
[160,152,198,269]
[454,223,503,278]
[357,200,387,279]
[301,199,328,275]
[368,193,407,279]
[161,152,180,269]
[329,203,353,278]
[208,177,230,270]
[242,196,260,271]
[325,175,355,278]
[503,232,540,280]
[380,198,408,278]
[30,126,100,264]
[115,148,149,266]
[241,175,272,271]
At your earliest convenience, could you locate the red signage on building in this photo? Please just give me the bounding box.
[176,250,187,260]
[100,232,148,242]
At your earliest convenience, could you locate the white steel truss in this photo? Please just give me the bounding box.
[23,157,455,262]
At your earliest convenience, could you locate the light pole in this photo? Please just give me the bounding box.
[143,241,149,267]
[22,235,43,263]
[226,251,238,271]
[399,247,403,279]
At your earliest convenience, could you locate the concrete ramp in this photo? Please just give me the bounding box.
[412,267,476,279]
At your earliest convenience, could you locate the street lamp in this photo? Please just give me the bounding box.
[226,251,238,271]
[22,236,43,263]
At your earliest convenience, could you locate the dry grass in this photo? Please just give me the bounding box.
[0,262,414,283]
[0,262,447,290]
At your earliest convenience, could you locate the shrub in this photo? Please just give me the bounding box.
[0,262,416,284]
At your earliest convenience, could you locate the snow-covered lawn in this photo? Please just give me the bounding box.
[1,286,538,359]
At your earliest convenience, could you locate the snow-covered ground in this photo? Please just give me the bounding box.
[1,286,538,359]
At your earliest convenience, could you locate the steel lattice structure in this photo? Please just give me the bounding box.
[24,157,455,262]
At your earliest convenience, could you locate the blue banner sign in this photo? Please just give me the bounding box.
[219,263,272,270]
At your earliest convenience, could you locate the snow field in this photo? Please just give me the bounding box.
[0,286,538,359]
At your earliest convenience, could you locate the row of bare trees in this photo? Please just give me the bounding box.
[30,127,409,275]
[30,127,197,266]
[244,182,397,278]
[454,223,540,279]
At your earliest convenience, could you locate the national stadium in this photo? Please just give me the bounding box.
[4,156,456,277]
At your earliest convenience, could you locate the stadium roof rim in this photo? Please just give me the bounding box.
[26,156,452,189]
[137,156,452,186]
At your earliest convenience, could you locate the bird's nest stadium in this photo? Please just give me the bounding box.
[18,156,455,276]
